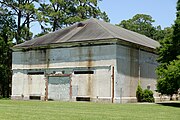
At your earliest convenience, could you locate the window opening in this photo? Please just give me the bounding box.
[27,72,44,75]
[74,71,94,74]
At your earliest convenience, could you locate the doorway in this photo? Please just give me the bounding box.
[48,75,71,101]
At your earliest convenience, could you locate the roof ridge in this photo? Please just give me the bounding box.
[65,23,88,42]
[55,22,87,43]
[93,19,117,38]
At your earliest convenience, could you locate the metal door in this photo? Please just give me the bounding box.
[48,76,70,101]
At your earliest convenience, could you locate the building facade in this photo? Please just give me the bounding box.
[12,18,159,103]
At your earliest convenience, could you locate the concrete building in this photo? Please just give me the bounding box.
[12,18,160,103]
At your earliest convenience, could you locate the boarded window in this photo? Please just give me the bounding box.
[48,76,70,100]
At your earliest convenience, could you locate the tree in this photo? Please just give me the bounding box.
[0,0,39,43]
[156,27,174,63]
[157,58,180,99]
[38,0,109,32]
[117,14,164,41]
[0,10,15,98]
[172,0,180,61]
[156,0,180,99]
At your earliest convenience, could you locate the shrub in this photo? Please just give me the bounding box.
[136,82,143,102]
[143,89,154,102]
[136,82,155,103]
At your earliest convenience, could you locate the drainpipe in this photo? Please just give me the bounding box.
[112,66,115,103]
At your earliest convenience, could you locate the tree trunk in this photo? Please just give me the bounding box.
[2,80,5,98]
[53,18,57,32]
[170,94,173,101]
[27,0,30,41]
[17,10,21,44]
[27,13,30,40]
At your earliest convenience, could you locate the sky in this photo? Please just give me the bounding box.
[31,0,177,35]
[99,0,177,28]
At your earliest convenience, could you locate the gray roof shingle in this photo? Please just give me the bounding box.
[14,18,160,49]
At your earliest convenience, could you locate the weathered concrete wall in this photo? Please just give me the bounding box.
[12,43,158,103]
[71,67,112,102]
[115,45,158,103]
[12,45,116,101]
[11,70,46,100]
[12,45,116,69]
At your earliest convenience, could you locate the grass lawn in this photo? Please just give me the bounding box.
[0,100,179,120]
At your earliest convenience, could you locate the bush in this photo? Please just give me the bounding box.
[143,89,154,102]
[0,96,10,100]
[136,83,143,102]
[136,82,155,103]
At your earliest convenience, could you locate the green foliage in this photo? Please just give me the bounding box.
[0,37,12,98]
[156,27,174,63]
[157,58,180,96]
[0,0,40,43]
[172,0,180,60]
[0,9,15,98]
[117,14,165,41]
[136,82,154,102]
[0,0,109,40]
[156,0,180,97]
[136,81,143,102]
[143,89,154,102]
[38,0,109,32]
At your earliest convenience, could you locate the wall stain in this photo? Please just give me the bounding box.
[28,75,32,95]
[87,47,93,96]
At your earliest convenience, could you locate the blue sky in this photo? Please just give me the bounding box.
[31,0,177,35]
[99,0,177,28]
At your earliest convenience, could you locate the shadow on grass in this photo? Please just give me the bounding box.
[156,102,180,108]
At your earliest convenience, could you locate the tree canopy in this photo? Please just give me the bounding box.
[0,0,39,43]
[156,0,180,98]
[0,10,15,97]
[117,14,165,41]
[38,0,109,32]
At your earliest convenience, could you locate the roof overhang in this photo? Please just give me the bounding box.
[12,38,158,54]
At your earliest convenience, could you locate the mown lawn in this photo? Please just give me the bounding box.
[0,100,179,120]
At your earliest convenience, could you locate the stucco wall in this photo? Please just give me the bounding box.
[12,44,158,103]
[12,45,116,101]
[11,70,46,100]
[12,45,116,69]
[115,45,158,103]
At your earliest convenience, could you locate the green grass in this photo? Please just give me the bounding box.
[0,100,179,120]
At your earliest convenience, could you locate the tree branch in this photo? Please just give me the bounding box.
[0,1,19,13]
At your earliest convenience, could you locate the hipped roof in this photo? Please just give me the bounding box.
[14,18,160,49]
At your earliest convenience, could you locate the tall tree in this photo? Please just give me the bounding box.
[172,0,180,60]
[0,0,39,43]
[38,0,109,32]
[117,14,165,41]
[156,0,180,99]
[0,9,16,97]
